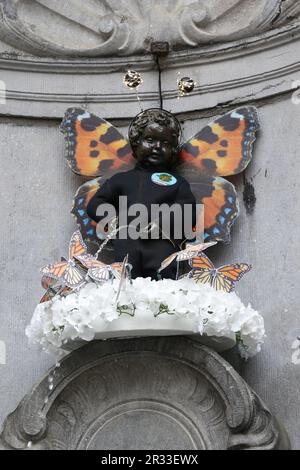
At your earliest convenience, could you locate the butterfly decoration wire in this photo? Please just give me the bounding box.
[60,107,260,246]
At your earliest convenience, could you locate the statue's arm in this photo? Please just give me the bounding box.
[171,179,198,246]
[177,179,198,230]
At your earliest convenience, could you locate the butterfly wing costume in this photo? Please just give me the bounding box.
[60,107,259,279]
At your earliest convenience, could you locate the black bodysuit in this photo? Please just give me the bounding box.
[87,164,197,279]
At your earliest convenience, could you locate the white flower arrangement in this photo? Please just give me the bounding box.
[26,277,265,359]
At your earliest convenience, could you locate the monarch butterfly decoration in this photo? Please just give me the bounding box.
[158,240,218,275]
[85,259,127,283]
[41,231,89,290]
[40,284,72,304]
[40,231,132,302]
[40,270,73,303]
[188,252,252,293]
[60,106,260,245]
[73,231,132,283]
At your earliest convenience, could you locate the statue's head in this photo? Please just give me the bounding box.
[128,108,182,170]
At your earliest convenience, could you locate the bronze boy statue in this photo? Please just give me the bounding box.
[87,109,197,279]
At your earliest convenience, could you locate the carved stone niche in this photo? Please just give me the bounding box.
[0,337,290,450]
[0,0,283,57]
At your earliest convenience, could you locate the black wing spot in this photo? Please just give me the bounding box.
[117,144,132,158]
[98,159,114,172]
[200,127,219,144]
[184,143,199,158]
[202,159,217,172]
[100,127,122,145]
[90,140,98,148]
[220,140,228,148]
[218,115,240,131]
[81,115,103,132]
[217,150,227,158]
[90,150,100,158]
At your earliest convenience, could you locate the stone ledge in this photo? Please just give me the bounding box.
[0,337,290,450]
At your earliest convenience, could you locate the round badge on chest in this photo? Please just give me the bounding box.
[151,172,177,186]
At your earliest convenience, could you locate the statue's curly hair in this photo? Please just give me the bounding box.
[128,108,182,150]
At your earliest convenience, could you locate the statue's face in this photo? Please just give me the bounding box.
[134,123,178,169]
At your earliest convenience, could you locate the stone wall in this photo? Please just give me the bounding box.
[0,0,300,449]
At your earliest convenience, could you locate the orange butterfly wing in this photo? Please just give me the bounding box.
[210,264,251,293]
[41,261,68,280]
[190,253,215,271]
[60,108,135,178]
[88,261,112,282]
[41,275,57,290]
[41,262,85,289]
[40,290,55,304]
[179,107,259,177]
[217,264,252,282]
[71,178,103,244]
[69,230,88,260]
[211,274,235,293]
[189,253,215,287]
[39,286,72,304]
[189,176,239,243]
[41,240,86,289]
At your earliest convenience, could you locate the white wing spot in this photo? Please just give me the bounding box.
[231,111,244,120]
[78,112,91,121]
